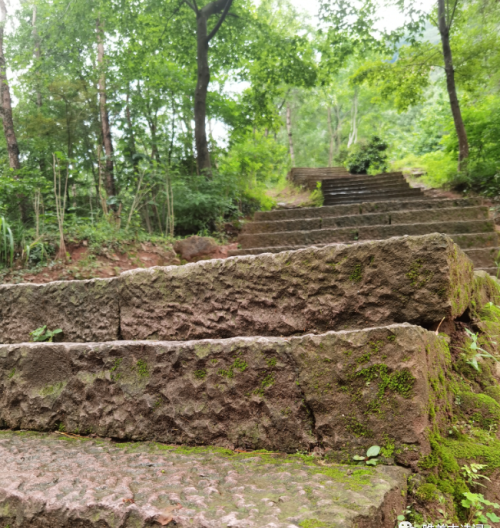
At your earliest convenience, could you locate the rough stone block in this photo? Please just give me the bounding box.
[253,198,482,222]
[0,431,409,528]
[119,234,473,341]
[238,220,494,249]
[0,324,450,455]
[0,278,119,344]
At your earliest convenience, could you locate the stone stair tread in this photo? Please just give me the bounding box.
[242,206,488,235]
[0,324,447,453]
[254,198,483,222]
[323,183,412,194]
[0,430,408,528]
[0,234,474,344]
[238,220,494,250]
[229,234,498,259]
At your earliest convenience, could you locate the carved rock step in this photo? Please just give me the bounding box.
[324,190,425,205]
[321,174,406,188]
[0,431,409,528]
[323,182,411,194]
[254,198,482,222]
[0,325,448,455]
[238,220,493,250]
[0,234,473,343]
[242,206,489,235]
[228,237,498,270]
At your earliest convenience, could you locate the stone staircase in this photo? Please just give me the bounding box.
[1,233,500,526]
[230,197,500,275]
[321,172,425,205]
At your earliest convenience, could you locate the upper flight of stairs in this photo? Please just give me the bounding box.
[231,169,500,274]
[321,172,425,205]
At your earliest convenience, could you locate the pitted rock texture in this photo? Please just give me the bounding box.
[0,277,119,344]
[237,219,493,249]
[0,431,409,528]
[0,325,449,454]
[253,198,482,222]
[0,234,473,344]
[119,234,473,341]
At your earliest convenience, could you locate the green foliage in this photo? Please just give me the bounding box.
[346,136,388,174]
[353,445,381,466]
[457,329,498,373]
[461,492,500,526]
[0,217,14,267]
[461,463,490,487]
[29,326,63,343]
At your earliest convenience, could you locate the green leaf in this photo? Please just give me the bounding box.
[397,515,405,521]
[366,445,381,458]
[365,458,378,466]
[352,455,366,461]
[487,512,500,522]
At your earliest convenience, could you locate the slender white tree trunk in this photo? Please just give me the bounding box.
[327,106,334,167]
[347,89,358,149]
[286,103,295,166]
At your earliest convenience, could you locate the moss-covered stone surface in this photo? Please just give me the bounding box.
[0,324,447,455]
[0,430,408,528]
[119,233,473,341]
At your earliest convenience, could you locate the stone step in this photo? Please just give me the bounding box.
[322,178,408,190]
[464,247,500,269]
[322,177,407,191]
[451,232,500,249]
[255,198,482,222]
[323,183,414,196]
[238,220,494,250]
[0,324,448,456]
[0,431,409,528]
[229,233,499,258]
[0,234,473,343]
[242,206,489,235]
[324,190,425,205]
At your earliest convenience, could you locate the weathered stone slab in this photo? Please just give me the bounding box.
[239,220,493,249]
[0,325,449,455]
[253,198,481,222]
[119,234,473,341]
[464,247,499,269]
[0,431,409,528]
[243,207,488,235]
[0,278,119,344]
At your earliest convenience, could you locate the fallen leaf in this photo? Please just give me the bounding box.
[156,515,173,526]
[122,498,134,504]
[162,504,182,514]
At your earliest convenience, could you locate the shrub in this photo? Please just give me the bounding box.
[346,136,389,174]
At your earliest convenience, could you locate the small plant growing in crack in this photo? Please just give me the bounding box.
[353,445,380,466]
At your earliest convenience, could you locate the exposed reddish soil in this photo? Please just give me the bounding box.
[1,241,239,285]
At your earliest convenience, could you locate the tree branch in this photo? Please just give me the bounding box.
[448,0,459,29]
[183,0,198,14]
[206,0,234,43]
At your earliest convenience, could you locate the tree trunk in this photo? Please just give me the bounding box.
[335,104,342,154]
[0,0,29,223]
[437,0,469,169]
[194,12,211,174]
[0,1,21,172]
[96,18,116,196]
[187,0,233,176]
[286,103,295,166]
[32,6,43,108]
[125,89,139,174]
[347,89,358,149]
[327,107,334,167]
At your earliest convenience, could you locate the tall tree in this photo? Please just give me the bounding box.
[96,17,116,196]
[184,0,234,175]
[436,0,468,168]
[0,0,21,172]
